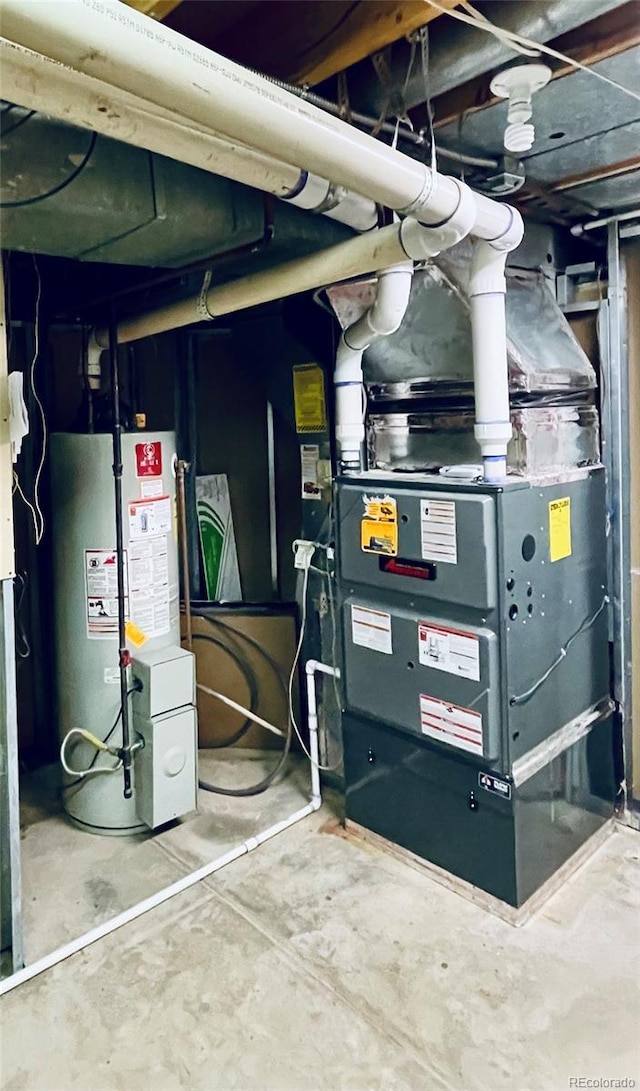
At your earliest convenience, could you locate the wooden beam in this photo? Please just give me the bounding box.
[122,0,183,21]
[288,0,460,85]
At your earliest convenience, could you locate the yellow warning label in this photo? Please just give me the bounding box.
[125,620,148,648]
[361,495,398,556]
[549,497,572,562]
[293,364,327,434]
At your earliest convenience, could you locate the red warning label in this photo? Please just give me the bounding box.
[135,441,162,478]
[419,693,483,757]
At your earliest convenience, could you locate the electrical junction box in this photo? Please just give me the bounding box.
[132,645,195,720]
[133,706,197,830]
[132,645,197,829]
[337,469,615,907]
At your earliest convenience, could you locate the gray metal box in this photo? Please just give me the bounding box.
[338,470,609,774]
[134,706,197,829]
[132,646,195,720]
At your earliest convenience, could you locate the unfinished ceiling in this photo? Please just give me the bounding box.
[122,0,640,219]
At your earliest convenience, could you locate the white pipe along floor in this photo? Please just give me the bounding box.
[1,750,638,1091]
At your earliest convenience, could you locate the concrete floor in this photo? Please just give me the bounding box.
[2,752,639,1091]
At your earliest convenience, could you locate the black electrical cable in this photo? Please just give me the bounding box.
[0,130,97,208]
[62,686,139,792]
[0,109,35,137]
[191,623,293,797]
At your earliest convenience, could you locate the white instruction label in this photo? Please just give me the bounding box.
[420,498,457,564]
[128,495,171,540]
[300,444,322,500]
[103,667,120,685]
[418,622,480,682]
[419,694,483,756]
[85,549,128,638]
[351,604,393,656]
[140,478,164,499]
[128,534,171,639]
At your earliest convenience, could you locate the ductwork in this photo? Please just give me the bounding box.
[338,0,626,117]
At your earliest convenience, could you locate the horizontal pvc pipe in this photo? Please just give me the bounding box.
[0,0,519,244]
[0,800,319,996]
[0,39,377,232]
[94,222,412,345]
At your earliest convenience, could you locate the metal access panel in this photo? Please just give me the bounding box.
[134,706,197,830]
[337,470,609,775]
[343,711,615,907]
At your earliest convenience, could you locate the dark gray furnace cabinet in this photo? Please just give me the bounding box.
[337,470,615,907]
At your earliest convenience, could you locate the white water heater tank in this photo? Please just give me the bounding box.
[50,431,180,834]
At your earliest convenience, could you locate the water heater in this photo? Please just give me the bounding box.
[51,431,181,834]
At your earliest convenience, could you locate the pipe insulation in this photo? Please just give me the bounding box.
[0,0,522,247]
[0,39,378,233]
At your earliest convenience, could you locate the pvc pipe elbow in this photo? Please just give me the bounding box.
[469,240,508,297]
[483,204,524,254]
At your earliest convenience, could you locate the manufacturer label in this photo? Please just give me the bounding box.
[85,549,128,638]
[351,604,393,655]
[300,444,322,500]
[361,494,398,556]
[478,772,512,800]
[418,622,480,681]
[419,694,483,756]
[128,495,171,540]
[135,440,163,478]
[420,498,457,564]
[103,667,120,685]
[549,496,571,562]
[292,364,327,434]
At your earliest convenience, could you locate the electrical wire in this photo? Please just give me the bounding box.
[190,629,260,748]
[426,0,640,104]
[0,130,98,208]
[12,256,46,545]
[509,597,609,707]
[190,627,293,796]
[288,562,343,774]
[62,686,139,792]
[60,728,123,780]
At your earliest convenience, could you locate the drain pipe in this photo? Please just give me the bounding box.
[306,660,340,808]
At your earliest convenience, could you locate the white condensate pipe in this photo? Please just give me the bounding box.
[0,39,378,233]
[91,216,470,349]
[0,658,335,996]
[305,660,340,805]
[0,0,522,247]
[469,241,513,480]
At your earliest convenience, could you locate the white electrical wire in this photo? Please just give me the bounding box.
[426,0,640,103]
[288,560,343,773]
[196,683,285,738]
[13,255,47,544]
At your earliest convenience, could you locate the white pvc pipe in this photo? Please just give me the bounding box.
[305,659,340,806]
[0,39,377,233]
[92,221,413,346]
[0,0,521,246]
[0,801,317,997]
[335,262,414,469]
[469,240,515,480]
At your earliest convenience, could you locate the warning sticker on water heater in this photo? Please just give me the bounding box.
[85,549,129,638]
[418,622,480,682]
[128,534,171,639]
[128,495,171,540]
[420,498,457,564]
[419,694,483,757]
